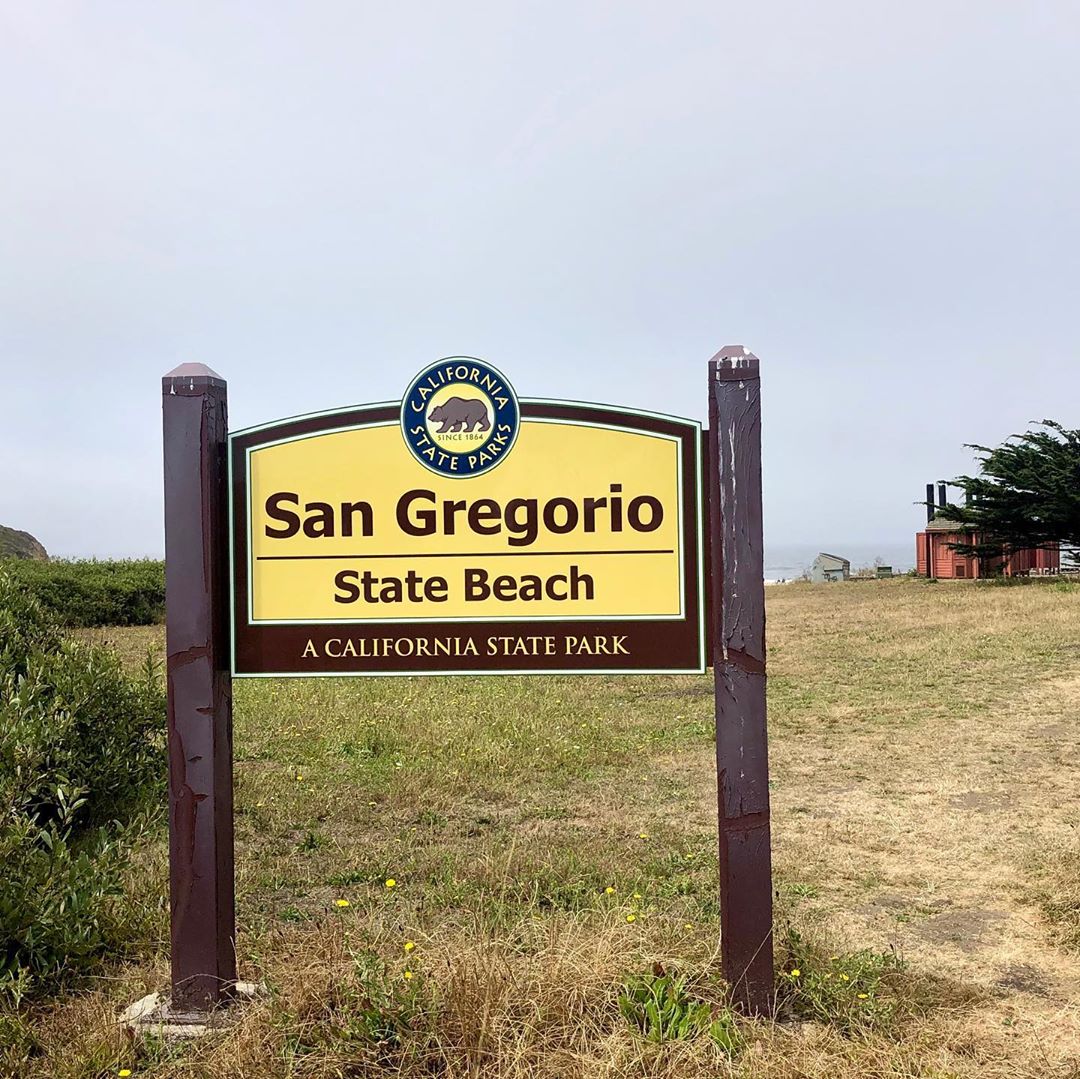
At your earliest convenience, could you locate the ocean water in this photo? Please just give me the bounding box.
[763,542,914,582]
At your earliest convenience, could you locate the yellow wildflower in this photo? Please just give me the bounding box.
[119,1072,133,1078]
[626,914,636,923]
[839,973,849,981]
[335,899,350,908]
[404,941,415,952]
[604,886,616,895]
[632,892,642,900]
[403,970,413,980]
[790,968,801,977]
[385,878,397,889]
[684,923,694,930]
[638,832,650,840]
[857,993,869,999]
[296,773,303,781]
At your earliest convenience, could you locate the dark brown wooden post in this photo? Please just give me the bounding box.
[708,345,774,1014]
[162,363,236,1010]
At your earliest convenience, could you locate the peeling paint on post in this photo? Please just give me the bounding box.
[162,363,236,1010]
[708,345,774,1014]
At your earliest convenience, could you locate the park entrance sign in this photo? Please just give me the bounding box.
[231,359,704,676]
[161,348,772,1021]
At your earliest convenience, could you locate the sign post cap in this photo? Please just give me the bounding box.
[709,344,759,380]
[163,362,226,382]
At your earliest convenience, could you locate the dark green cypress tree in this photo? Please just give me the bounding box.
[931,421,1080,564]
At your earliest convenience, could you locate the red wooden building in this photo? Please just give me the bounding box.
[916,482,1060,579]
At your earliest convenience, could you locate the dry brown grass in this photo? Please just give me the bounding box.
[11,577,1079,1078]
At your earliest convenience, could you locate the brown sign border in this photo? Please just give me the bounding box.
[229,399,704,676]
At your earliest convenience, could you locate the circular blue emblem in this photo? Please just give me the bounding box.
[400,357,520,478]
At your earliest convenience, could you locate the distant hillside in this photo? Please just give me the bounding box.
[0,525,48,560]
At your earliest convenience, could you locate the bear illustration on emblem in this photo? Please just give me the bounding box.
[427,396,491,434]
[401,357,520,478]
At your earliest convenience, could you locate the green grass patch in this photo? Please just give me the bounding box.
[1024,836,1080,952]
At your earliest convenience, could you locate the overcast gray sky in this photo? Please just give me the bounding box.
[2,2,1078,558]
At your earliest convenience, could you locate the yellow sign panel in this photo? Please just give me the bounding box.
[246,418,686,623]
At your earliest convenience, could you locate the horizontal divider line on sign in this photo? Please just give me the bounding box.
[255,549,676,561]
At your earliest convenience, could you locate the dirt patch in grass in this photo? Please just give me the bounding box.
[948,790,1012,812]
[912,908,1008,952]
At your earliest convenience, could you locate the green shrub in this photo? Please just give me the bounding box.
[0,559,165,627]
[0,573,166,996]
[618,967,742,1054]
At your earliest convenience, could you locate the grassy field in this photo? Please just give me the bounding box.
[10,578,1080,1078]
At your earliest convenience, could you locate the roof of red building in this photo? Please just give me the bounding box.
[926,517,972,533]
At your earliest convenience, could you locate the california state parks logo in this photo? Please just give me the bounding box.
[401,357,520,477]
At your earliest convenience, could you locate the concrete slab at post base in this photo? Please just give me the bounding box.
[120,982,263,1040]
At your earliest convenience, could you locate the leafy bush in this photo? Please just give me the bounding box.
[0,573,166,996]
[0,559,165,627]
[618,966,742,1053]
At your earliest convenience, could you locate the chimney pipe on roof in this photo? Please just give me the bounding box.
[926,483,935,524]
[938,482,948,510]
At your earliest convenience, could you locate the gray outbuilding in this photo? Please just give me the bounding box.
[810,552,850,583]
